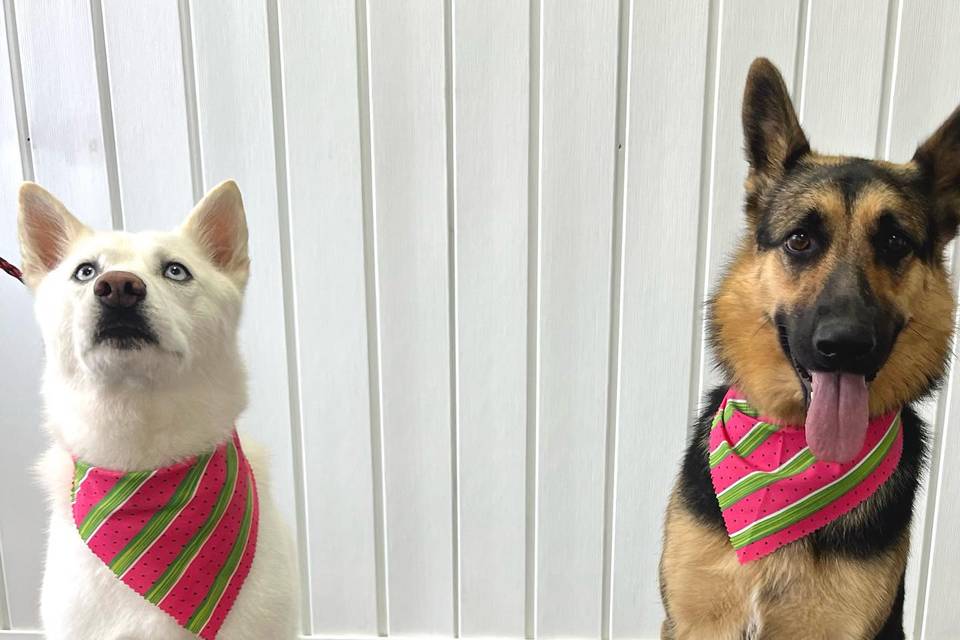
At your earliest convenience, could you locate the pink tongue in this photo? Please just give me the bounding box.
[805,372,869,462]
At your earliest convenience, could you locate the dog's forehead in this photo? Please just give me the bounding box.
[69,229,193,265]
[763,157,928,237]
[783,158,918,206]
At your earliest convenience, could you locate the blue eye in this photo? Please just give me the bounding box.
[163,262,192,282]
[73,263,98,282]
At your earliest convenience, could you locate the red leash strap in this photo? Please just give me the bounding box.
[0,256,24,283]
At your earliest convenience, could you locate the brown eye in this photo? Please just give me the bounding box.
[884,233,911,259]
[785,231,812,254]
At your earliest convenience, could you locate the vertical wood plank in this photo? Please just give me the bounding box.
[0,538,7,628]
[100,0,194,230]
[277,0,379,633]
[366,0,453,633]
[0,19,38,633]
[15,0,113,218]
[698,1,801,396]
[884,3,960,163]
[923,298,960,640]
[4,0,113,629]
[799,0,888,157]
[189,0,296,523]
[454,0,528,636]
[610,2,709,637]
[887,3,960,638]
[535,1,619,636]
[0,0,27,612]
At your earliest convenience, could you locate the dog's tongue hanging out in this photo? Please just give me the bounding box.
[805,372,870,462]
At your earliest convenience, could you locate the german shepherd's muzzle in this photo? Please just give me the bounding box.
[773,207,910,462]
[660,57,960,639]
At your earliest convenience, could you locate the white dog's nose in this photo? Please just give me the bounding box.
[94,271,146,308]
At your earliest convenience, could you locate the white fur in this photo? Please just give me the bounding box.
[19,181,298,639]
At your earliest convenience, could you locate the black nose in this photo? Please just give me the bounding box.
[813,319,876,363]
[94,271,146,308]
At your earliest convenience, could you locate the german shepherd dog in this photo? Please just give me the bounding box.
[660,58,960,639]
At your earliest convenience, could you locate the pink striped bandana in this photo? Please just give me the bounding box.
[71,432,259,639]
[709,388,902,563]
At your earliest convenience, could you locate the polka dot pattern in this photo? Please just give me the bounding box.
[72,431,260,639]
[708,388,903,564]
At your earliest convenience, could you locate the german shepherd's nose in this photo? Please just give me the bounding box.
[813,319,877,364]
[95,271,146,308]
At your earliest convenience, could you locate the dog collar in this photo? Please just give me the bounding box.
[708,388,902,563]
[71,431,259,639]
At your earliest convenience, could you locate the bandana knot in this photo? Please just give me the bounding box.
[71,431,259,639]
[709,388,902,563]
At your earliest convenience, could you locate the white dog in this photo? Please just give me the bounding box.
[18,180,298,639]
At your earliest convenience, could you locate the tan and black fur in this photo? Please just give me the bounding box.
[660,58,960,639]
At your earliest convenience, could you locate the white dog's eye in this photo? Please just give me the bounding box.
[162,262,192,282]
[73,263,98,282]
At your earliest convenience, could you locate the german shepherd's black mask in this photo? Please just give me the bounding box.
[660,58,960,639]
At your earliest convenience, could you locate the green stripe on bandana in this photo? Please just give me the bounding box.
[729,414,901,549]
[145,441,239,604]
[108,453,212,576]
[78,470,154,541]
[717,447,817,509]
[186,477,255,634]
[709,420,781,468]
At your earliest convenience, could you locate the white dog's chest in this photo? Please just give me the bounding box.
[43,505,200,640]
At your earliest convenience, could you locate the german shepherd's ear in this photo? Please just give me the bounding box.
[913,105,960,244]
[742,58,809,189]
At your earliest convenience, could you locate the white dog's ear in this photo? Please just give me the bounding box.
[180,180,249,281]
[18,182,91,287]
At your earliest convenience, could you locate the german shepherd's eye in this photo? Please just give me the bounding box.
[873,213,916,265]
[73,262,98,282]
[784,231,814,255]
[162,262,192,282]
[880,232,912,261]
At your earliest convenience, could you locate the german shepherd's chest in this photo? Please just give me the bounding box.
[659,387,924,640]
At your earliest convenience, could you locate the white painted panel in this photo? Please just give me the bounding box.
[0,543,6,629]
[536,1,619,636]
[5,0,114,629]
[101,0,194,230]
[366,0,453,633]
[454,1,528,636]
[277,0,378,633]
[924,285,960,640]
[884,3,960,163]
[799,0,888,158]
[0,182,37,633]
[889,3,960,638]
[611,2,709,637]
[189,0,296,522]
[699,0,800,395]
[15,0,112,220]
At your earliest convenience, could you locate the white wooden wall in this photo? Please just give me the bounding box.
[0,1,958,638]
